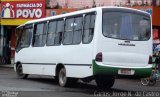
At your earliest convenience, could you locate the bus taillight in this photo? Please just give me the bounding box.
[95,52,103,62]
[148,55,152,64]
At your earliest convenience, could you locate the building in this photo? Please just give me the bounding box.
[152,0,160,50]
[113,0,152,6]
[46,0,152,8]
[0,0,77,65]
[46,0,113,8]
[0,0,46,64]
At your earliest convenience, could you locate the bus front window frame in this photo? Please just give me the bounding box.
[16,25,33,52]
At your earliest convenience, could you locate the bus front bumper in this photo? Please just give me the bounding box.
[93,60,152,78]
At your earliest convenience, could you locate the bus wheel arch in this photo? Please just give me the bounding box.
[55,63,78,87]
[16,61,21,69]
[55,63,65,78]
[16,62,28,79]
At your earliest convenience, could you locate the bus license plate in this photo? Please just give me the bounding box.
[118,69,134,75]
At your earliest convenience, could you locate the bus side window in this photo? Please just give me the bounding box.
[47,21,57,46]
[23,26,32,47]
[47,19,64,46]
[63,18,74,45]
[55,20,64,45]
[83,14,95,44]
[32,22,47,47]
[73,16,83,44]
[63,15,83,45]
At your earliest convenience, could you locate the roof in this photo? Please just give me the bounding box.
[17,6,151,28]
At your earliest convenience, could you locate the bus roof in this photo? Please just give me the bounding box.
[17,6,150,28]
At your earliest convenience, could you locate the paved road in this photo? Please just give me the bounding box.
[0,67,160,97]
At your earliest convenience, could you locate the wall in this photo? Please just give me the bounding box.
[46,8,77,17]
[46,0,114,9]
[152,6,160,26]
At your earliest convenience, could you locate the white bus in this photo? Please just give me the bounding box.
[14,7,152,88]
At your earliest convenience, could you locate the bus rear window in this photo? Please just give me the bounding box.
[102,11,151,41]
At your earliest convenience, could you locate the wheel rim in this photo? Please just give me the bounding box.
[59,68,67,86]
[141,78,149,86]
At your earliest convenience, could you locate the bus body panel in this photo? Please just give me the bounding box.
[22,64,92,78]
[98,38,152,67]
[15,43,94,77]
[93,8,152,77]
[65,65,92,78]
[23,64,55,75]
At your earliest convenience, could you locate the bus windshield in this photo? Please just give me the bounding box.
[102,9,151,41]
[16,25,32,52]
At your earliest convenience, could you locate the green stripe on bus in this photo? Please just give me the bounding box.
[92,60,152,77]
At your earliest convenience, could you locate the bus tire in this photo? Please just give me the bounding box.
[58,67,68,87]
[58,67,77,87]
[148,80,156,86]
[16,63,28,79]
[141,78,150,86]
[95,76,115,89]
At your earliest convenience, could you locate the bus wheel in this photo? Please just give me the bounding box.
[16,64,28,79]
[58,67,77,87]
[95,76,115,89]
[58,67,68,87]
